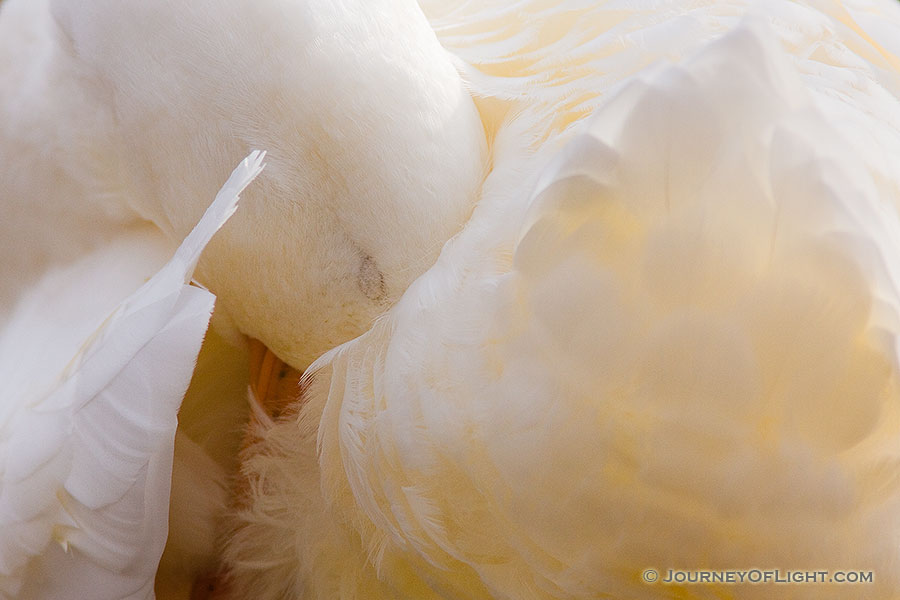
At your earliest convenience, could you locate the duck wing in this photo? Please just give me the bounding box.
[0,152,264,600]
[230,22,900,600]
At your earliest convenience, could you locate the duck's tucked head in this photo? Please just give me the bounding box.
[51,0,487,368]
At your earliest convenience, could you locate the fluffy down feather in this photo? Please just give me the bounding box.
[0,152,264,599]
[224,16,900,600]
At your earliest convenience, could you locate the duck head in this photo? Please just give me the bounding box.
[50,0,488,368]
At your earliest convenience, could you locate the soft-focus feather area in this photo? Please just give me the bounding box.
[0,153,263,599]
[225,15,900,600]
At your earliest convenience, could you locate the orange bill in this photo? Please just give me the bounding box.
[247,337,303,420]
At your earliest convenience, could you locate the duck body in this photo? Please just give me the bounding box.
[3,0,900,599]
[0,0,142,322]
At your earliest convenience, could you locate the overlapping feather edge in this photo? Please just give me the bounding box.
[0,151,265,599]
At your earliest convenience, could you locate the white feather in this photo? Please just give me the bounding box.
[0,152,263,599]
[224,9,900,600]
[4,0,900,598]
[31,0,487,371]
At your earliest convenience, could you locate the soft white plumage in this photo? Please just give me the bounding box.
[224,5,900,600]
[0,0,140,324]
[2,0,900,599]
[1,0,485,589]
[8,0,486,369]
[0,152,263,599]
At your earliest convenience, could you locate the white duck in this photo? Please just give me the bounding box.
[2,0,900,600]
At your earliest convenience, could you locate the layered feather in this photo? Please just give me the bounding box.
[0,152,264,599]
[226,12,900,600]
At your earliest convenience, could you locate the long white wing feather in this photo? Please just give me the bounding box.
[0,151,264,599]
